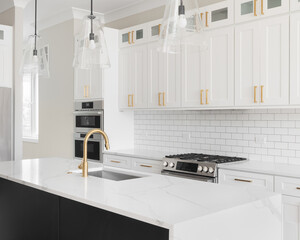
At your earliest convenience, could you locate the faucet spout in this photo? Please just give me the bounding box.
[78,129,110,177]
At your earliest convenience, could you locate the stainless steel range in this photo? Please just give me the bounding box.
[162,153,246,183]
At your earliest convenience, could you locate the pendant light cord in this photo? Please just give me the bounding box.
[33,0,37,55]
[90,0,94,35]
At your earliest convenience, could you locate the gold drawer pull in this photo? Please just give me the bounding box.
[140,164,152,168]
[205,12,209,27]
[261,0,264,15]
[158,92,162,106]
[128,94,131,107]
[261,85,264,103]
[297,187,300,190]
[200,90,204,105]
[234,178,252,183]
[206,89,209,105]
[132,31,135,44]
[131,94,134,107]
[163,92,166,106]
[111,160,121,164]
[158,24,161,35]
[254,86,258,103]
[128,32,131,44]
[254,0,257,16]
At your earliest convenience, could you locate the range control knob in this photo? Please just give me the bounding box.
[208,167,214,173]
[203,166,208,173]
[169,162,175,168]
[198,166,203,172]
[163,161,168,167]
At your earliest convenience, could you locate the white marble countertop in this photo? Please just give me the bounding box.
[219,160,300,178]
[0,158,280,234]
[103,149,168,161]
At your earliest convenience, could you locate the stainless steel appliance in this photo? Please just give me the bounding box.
[0,88,12,161]
[162,153,247,183]
[74,100,104,162]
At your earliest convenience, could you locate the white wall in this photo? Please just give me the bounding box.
[103,27,134,150]
[23,20,75,159]
[135,109,300,165]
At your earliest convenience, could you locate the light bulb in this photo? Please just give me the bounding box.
[33,55,38,64]
[178,14,187,28]
[89,39,96,49]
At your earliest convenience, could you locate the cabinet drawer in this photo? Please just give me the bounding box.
[132,159,162,174]
[103,155,132,169]
[219,169,274,191]
[275,176,300,198]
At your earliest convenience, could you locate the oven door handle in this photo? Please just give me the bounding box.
[73,111,103,115]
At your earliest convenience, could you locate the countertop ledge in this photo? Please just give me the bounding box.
[0,158,280,229]
[103,149,168,161]
[219,160,300,179]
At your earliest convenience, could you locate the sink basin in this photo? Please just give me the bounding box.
[88,170,141,181]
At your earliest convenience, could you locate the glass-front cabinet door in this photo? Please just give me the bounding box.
[235,0,260,23]
[204,0,234,29]
[291,0,300,11]
[119,25,147,48]
[148,19,162,41]
[261,0,289,17]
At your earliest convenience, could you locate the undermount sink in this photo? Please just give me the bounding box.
[88,170,141,181]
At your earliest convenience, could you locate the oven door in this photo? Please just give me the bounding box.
[74,137,102,162]
[161,170,217,183]
[75,111,103,132]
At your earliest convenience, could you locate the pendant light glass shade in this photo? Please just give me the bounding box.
[20,0,50,78]
[21,35,50,77]
[73,16,110,69]
[159,0,208,54]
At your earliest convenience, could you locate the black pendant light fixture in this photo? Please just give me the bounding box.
[73,0,110,69]
[21,0,50,77]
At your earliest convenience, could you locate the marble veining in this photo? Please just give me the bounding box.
[0,158,281,232]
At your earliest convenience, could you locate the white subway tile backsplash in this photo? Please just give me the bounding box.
[134,109,300,165]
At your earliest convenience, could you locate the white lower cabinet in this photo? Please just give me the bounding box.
[235,15,289,107]
[282,196,300,240]
[218,169,274,191]
[103,154,162,174]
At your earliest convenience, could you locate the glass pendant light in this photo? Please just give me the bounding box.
[159,0,208,54]
[73,0,110,69]
[21,0,50,78]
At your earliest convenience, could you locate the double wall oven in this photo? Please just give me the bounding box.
[74,100,104,162]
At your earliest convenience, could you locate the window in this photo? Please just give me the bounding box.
[23,73,39,142]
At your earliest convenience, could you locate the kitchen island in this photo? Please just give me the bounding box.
[0,158,281,240]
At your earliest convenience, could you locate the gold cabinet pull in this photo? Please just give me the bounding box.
[163,92,166,106]
[128,32,131,44]
[128,94,132,107]
[261,0,264,15]
[261,85,264,103]
[131,94,134,107]
[254,86,258,103]
[206,89,209,105]
[158,92,162,106]
[158,24,161,35]
[254,0,257,16]
[111,160,121,164]
[200,90,204,105]
[86,85,89,98]
[205,12,209,27]
[234,178,253,183]
[132,31,135,44]
[140,164,152,168]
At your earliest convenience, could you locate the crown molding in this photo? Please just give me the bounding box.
[103,0,166,24]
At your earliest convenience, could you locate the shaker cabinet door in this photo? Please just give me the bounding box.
[291,13,300,105]
[206,27,234,107]
[260,15,289,106]
[282,196,300,240]
[235,21,260,106]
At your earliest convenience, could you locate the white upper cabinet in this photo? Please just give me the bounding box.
[148,20,162,42]
[206,27,234,107]
[119,45,148,109]
[119,24,147,48]
[291,0,300,11]
[148,42,181,108]
[291,12,300,105]
[0,25,12,88]
[182,40,207,108]
[203,0,234,29]
[235,15,289,106]
[235,0,289,23]
[260,15,289,106]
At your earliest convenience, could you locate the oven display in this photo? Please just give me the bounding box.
[76,116,101,128]
[176,162,198,173]
[82,102,93,109]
